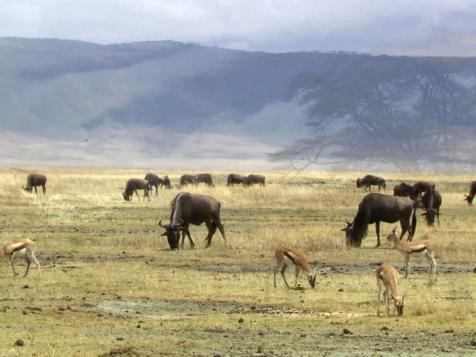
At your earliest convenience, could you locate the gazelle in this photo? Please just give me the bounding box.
[387,228,437,282]
[273,246,316,289]
[376,264,405,316]
[1,239,41,277]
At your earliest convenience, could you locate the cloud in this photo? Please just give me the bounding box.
[2,0,476,55]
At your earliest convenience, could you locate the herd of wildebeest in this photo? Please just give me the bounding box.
[3,172,475,316]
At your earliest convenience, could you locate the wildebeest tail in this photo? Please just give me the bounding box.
[283,251,297,264]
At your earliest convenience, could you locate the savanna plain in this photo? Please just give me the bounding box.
[0,168,475,356]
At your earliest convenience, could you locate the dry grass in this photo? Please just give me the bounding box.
[0,168,475,356]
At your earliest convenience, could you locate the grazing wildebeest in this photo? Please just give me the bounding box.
[179,175,199,186]
[421,186,442,226]
[356,175,386,191]
[196,173,215,186]
[342,193,417,248]
[144,173,171,194]
[464,181,476,205]
[243,174,266,186]
[180,173,214,187]
[227,173,246,186]
[412,181,433,198]
[122,179,150,201]
[393,182,414,197]
[144,173,161,195]
[159,192,226,249]
[22,174,47,195]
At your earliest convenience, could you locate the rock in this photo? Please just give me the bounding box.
[116,337,124,341]
[473,267,476,273]
[238,317,244,323]
[22,285,30,289]
[343,328,353,335]
[381,326,390,331]
[300,333,307,338]
[444,329,454,333]
[470,338,476,347]
[338,288,344,292]
[14,339,24,347]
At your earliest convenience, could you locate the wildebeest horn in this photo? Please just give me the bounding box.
[158,220,167,228]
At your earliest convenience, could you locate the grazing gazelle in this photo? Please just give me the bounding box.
[1,239,41,277]
[387,228,437,282]
[273,246,317,289]
[376,264,405,316]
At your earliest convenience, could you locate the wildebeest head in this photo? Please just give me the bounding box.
[356,178,361,188]
[159,220,181,249]
[308,274,317,288]
[122,192,131,201]
[464,194,474,205]
[341,221,364,247]
[421,209,437,225]
[22,185,32,193]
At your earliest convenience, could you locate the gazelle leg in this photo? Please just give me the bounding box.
[30,253,41,277]
[405,254,410,278]
[377,282,381,316]
[384,289,390,316]
[23,256,31,277]
[280,265,290,288]
[9,255,17,276]
[294,266,300,288]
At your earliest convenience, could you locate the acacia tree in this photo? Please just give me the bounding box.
[270,65,476,169]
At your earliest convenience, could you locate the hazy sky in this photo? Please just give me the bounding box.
[2,0,476,55]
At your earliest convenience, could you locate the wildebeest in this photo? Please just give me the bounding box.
[342,193,417,248]
[356,175,386,191]
[159,192,226,249]
[412,181,433,198]
[393,182,414,197]
[122,179,150,201]
[421,186,442,226]
[179,173,215,187]
[243,174,266,186]
[227,173,246,186]
[464,181,476,205]
[144,173,171,194]
[22,174,47,195]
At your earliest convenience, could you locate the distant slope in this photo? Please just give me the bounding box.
[1,38,475,169]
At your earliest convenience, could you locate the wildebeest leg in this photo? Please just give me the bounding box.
[23,255,31,277]
[205,220,217,248]
[34,186,38,195]
[144,189,150,201]
[134,190,140,200]
[399,219,408,241]
[375,221,381,248]
[215,221,226,243]
[155,184,158,196]
[183,227,195,248]
[42,184,46,195]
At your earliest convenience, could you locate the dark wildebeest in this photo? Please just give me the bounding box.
[412,181,433,198]
[227,173,246,186]
[356,175,386,191]
[22,174,47,195]
[180,173,214,187]
[464,181,476,205]
[180,175,198,186]
[421,186,442,226]
[196,173,215,186]
[393,182,414,197]
[122,179,150,201]
[145,173,160,195]
[144,173,171,194]
[159,192,226,249]
[243,174,266,186]
[342,193,417,248]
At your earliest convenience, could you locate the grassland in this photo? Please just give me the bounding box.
[0,168,475,356]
